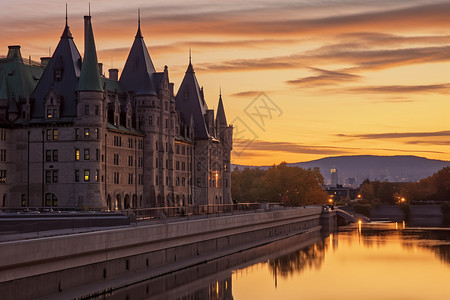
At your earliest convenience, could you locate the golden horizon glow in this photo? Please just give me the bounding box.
[2,1,450,165]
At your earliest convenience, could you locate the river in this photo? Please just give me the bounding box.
[97,223,450,300]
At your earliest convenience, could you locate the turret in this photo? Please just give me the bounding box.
[76,15,104,125]
[77,15,103,93]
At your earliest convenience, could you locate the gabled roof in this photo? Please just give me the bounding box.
[119,21,157,96]
[31,21,81,118]
[175,62,209,139]
[77,15,103,92]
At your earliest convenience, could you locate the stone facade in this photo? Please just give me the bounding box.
[0,14,232,210]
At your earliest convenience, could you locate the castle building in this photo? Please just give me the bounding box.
[0,14,233,210]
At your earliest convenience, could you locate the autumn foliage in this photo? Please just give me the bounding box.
[231,162,328,206]
[358,166,450,204]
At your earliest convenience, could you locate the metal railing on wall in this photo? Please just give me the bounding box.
[121,203,263,221]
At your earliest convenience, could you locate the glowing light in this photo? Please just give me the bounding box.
[395,222,398,230]
[401,197,406,202]
[403,220,406,229]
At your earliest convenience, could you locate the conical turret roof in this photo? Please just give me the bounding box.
[175,61,209,139]
[120,17,156,95]
[216,91,227,127]
[77,15,103,92]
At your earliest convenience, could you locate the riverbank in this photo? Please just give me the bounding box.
[0,207,336,299]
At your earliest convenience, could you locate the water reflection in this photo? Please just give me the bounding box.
[268,240,327,281]
[96,230,323,299]
[94,224,450,300]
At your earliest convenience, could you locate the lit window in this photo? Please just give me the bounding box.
[53,129,58,140]
[84,128,89,138]
[75,149,80,161]
[84,170,90,182]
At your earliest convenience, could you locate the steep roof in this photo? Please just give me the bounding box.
[119,21,157,96]
[0,46,43,103]
[0,76,8,100]
[31,20,82,118]
[215,92,227,127]
[175,62,209,139]
[77,15,103,92]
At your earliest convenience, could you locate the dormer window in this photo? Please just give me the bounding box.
[45,90,61,120]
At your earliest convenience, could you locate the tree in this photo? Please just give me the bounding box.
[232,163,328,206]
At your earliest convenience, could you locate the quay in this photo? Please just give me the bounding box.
[0,206,336,299]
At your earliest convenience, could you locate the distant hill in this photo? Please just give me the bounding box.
[232,155,450,186]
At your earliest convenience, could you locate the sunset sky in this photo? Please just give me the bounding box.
[1,0,450,165]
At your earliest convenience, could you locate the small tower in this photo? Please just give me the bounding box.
[77,15,104,126]
[331,165,339,187]
[75,14,105,208]
[215,91,233,204]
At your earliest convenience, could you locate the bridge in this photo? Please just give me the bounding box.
[334,208,370,224]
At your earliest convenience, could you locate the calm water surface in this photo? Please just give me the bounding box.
[233,223,450,300]
[102,223,450,299]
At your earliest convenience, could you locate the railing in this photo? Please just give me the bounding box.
[121,203,262,221]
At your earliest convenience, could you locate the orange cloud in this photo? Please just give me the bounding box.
[286,68,361,87]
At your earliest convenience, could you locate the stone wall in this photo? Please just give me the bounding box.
[0,207,333,299]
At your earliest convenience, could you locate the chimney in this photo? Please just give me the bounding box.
[108,68,119,81]
[98,63,103,76]
[7,45,22,62]
[40,57,51,67]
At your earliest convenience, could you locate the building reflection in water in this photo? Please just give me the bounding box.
[90,224,450,299]
[93,230,324,300]
[268,240,327,282]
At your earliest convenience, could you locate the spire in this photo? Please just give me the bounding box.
[136,8,143,38]
[61,3,73,38]
[187,48,194,73]
[175,60,209,139]
[120,10,156,95]
[216,89,227,127]
[77,15,103,92]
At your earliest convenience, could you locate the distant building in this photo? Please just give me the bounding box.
[326,185,359,202]
[345,177,356,187]
[0,14,233,209]
[330,165,338,187]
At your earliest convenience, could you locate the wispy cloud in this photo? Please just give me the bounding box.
[230,91,263,98]
[337,130,450,139]
[343,83,450,94]
[286,68,361,87]
[232,138,446,157]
